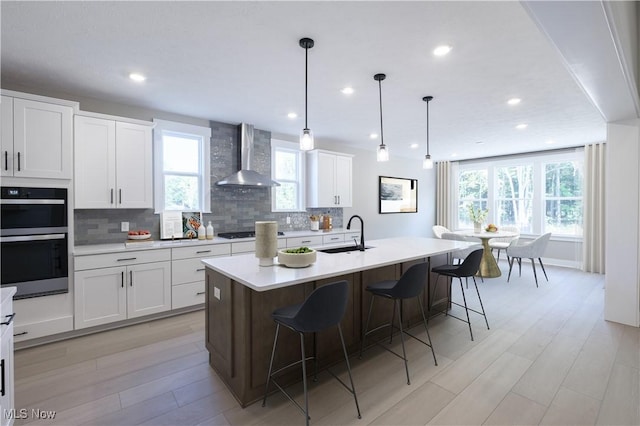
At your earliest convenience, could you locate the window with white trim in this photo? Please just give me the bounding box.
[271,139,305,212]
[456,150,583,237]
[153,119,211,213]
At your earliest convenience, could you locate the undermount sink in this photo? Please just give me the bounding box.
[318,245,373,254]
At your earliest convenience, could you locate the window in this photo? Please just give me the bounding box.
[153,119,211,213]
[456,150,583,237]
[271,139,305,212]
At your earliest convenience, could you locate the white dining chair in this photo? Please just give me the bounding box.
[488,225,520,262]
[506,233,552,287]
[432,225,450,239]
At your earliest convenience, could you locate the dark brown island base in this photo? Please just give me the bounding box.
[202,237,472,407]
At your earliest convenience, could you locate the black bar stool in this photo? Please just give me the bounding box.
[262,280,361,425]
[430,249,489,341]
[359,262,437,385]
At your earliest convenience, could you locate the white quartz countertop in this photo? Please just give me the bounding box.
[73,229,352,256]
[201,237,473,292]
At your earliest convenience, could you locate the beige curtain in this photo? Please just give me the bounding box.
[436,161,456,229]
[583,143,606,273]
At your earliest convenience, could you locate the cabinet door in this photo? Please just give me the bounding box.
[13,98,73,179]
[74,116,117,208]
[74,267,127,329]
[126,262,171,319]
[115,122,153,208]
[1,96,14,177]
[335,155,352,207]
[316,152,337,206]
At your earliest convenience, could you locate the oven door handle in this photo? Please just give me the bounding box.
[0,233,66,243]
[0,199,65,205]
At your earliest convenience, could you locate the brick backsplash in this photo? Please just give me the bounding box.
[74,120,342,245]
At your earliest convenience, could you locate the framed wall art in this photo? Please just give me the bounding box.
[379,176,418,214]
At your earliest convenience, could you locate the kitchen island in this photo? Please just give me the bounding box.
[202,236,472,406]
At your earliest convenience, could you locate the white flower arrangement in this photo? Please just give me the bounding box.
[468,204,488,223]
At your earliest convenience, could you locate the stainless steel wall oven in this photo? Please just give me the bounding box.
[1,187,68,299]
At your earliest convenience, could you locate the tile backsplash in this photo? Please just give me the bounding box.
[73,120,343,245]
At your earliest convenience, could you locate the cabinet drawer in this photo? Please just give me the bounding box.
[13,316,73,343]
[286,235,323,248]
[322,234,345,245]
[231,241,255,254]
[172,282,205,309]
[74,249,171,271]
[344,232,361,243]
[172,258,207,285]
[172,243,230,260]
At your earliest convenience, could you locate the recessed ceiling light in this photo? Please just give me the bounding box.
[451,153,458,157]
[129,72,146,82]
[546,139,555,145]
[507,98,521,105]
[341,87,354,95]
[516,123,528,130]
[369,133,378,139]
[410,143,419,149]
[433,45,452,56]
[287,112,298,119]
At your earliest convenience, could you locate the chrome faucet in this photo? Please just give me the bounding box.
[346,215,365,251]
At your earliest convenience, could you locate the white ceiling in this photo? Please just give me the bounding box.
[1,1,606,161]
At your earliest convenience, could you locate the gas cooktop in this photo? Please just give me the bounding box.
[217,231,285,239]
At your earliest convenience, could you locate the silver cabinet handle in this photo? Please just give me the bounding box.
[130,270,133,286]
[17,152,20,171]
[196,291,205,295]
[196,268,205,272]
[13,331,27,337]
[117,257,137,262]
[119,189,122,204]
[301,240,311,244]
[110,188,114,204]
[196,250,211,254]
[121,271,124,288]
[338,195,340,205]
[4,151,7,171]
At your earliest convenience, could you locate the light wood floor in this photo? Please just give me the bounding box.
[13,262,640,425]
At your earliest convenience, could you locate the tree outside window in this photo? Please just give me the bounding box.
[495,164,533,233]
[544,161,583,236]
[458,169,488,228]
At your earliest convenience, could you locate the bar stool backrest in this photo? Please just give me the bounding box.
[389,262,429,299]
[294,280,349,333]
[454,249,484,277]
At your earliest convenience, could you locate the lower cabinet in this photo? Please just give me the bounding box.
[1,288,16,426]
[74,250,171,329]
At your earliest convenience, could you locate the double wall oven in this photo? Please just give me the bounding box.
[1,187,69,299]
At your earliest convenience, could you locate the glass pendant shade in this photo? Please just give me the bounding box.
[377,143,389,162]
[423,154,433,169]
[300,128,314,151]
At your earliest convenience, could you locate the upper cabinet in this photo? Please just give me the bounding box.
[306,150,353,208]
[74,115,153,209]
[1,95,73,179]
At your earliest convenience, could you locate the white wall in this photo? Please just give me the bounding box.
[605,118,640,327]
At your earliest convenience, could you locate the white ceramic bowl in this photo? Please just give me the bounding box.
[277,249,317,268]
[128,234,151,240]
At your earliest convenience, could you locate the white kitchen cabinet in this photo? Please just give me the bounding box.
[74,115,153,209]
[1,95,73,179]
[74,249,171,329]
[171,243,230,309]
[306,150,353,207]
[1,288,16,426]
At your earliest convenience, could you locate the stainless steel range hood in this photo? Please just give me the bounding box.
[216,123,280,187]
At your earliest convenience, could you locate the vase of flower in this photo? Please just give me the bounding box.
[468,204,488,233]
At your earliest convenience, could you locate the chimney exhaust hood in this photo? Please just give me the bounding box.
[216,123,280,187]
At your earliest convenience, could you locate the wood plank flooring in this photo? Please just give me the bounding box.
[12,263,640,425]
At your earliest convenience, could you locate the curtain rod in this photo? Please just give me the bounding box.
[452,144,590,164]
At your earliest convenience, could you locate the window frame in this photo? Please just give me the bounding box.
[271,139,306,212]
[153,119,211,214]
[455,149,583,238]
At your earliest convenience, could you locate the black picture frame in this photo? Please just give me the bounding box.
[379,176,418,214]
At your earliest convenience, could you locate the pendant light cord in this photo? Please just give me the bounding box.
[378,79,384,145]
[426,99,430,156]
[304,45,309,130]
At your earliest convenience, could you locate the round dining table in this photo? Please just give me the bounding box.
[457,229,518,278]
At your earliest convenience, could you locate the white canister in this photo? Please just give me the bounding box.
[206,221,214,239]
[197,224,206,240]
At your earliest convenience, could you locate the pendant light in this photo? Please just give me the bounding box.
[299,38,314,151]
[374,73,389,162]
[422,96,434,169]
